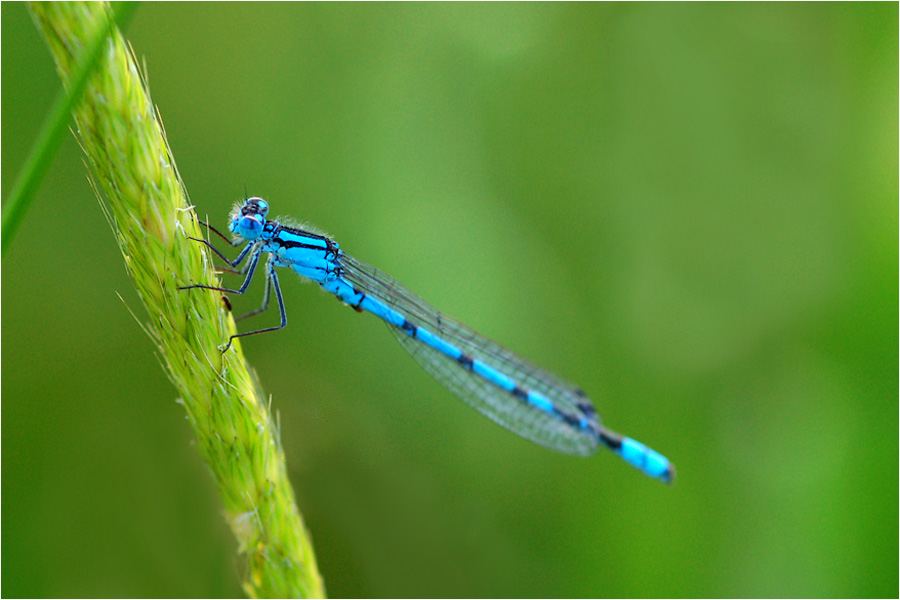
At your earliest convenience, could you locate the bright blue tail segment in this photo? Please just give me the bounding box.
[599,430,674,484]
[182,197,675,484]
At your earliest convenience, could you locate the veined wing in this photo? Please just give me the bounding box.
[340,253,600,456]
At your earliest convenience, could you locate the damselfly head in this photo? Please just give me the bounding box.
[230,197,269,240]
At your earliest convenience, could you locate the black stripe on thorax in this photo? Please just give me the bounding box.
[277,223,332,242]
[273,224,338,253]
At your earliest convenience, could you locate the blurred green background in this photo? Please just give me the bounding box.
[3,3,897,597]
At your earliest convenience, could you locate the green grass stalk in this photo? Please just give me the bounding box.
[27,2,325,597]
[2,1,136,256]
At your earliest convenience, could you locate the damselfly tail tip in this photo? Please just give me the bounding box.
[661,462,675,485]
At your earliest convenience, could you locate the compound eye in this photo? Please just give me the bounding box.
[251,197,269,218]
[230,211,263,240]
[240,214,263,236]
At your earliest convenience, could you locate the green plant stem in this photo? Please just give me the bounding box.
[27,2,325,597]
[2,1,137,257]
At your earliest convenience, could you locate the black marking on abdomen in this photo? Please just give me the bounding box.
[457,354,474,369]
[556,409,581,428]
[576,401,596,417]
[401,319,418,337]
[598,428,623,450]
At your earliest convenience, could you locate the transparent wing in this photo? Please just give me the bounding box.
[340,254,600,456]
